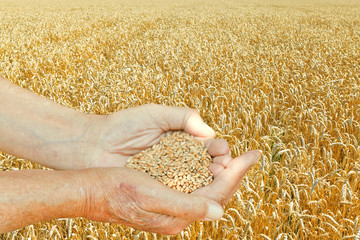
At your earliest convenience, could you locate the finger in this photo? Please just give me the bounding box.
[209,163,225,177]
[203,138,230,157]
[193,150,261,206]
[212,155,232,168]
[106,168,220,235]
[146,104,216,138]
[138,178,223,221]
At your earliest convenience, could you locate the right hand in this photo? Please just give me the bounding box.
[80,150,260,235]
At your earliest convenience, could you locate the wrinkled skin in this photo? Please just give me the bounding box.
[82,151,260,235]
[73,104,261,235]
[1,77,261,235]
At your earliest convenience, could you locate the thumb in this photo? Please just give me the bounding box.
[146,104,216,138]
[185,110,216,138]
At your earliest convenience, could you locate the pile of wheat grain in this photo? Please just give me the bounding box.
[126,132,213,193]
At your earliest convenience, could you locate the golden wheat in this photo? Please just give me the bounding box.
[1,0,360,239]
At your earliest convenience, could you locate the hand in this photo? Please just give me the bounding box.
[2,77,227,170]
[81,104,230,169]
[82,150,260,235]
[0,78,230,170]
[0,76,236,171]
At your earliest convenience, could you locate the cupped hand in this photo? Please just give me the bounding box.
[82,150,260,235]
[82,104,229,169]
[73,103,261,234]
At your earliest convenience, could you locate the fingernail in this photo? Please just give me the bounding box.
[252,150,262,164]
[204,123,216,136]
[204,203,223,221]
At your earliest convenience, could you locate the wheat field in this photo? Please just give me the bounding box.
[0,0,360,239]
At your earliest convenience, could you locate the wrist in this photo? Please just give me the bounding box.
[76,168,110,221]
[0,76,104,170]
[67,168,92,218]
[0,169,88,233]
[33,111,95,169]
[35,111,105,170]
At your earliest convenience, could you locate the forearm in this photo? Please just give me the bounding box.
[0,76,92,169]
[0,169,86,233]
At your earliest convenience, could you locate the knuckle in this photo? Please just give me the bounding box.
[182,108,200,128]
[183,196,208,219]
[188,108,200,116]
[188,201,207,219]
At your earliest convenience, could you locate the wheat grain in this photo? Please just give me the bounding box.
[126,132,213,193]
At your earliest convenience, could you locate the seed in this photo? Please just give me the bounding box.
[126,131,213,193]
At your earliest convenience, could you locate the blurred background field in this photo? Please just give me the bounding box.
[0,0,359,239]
